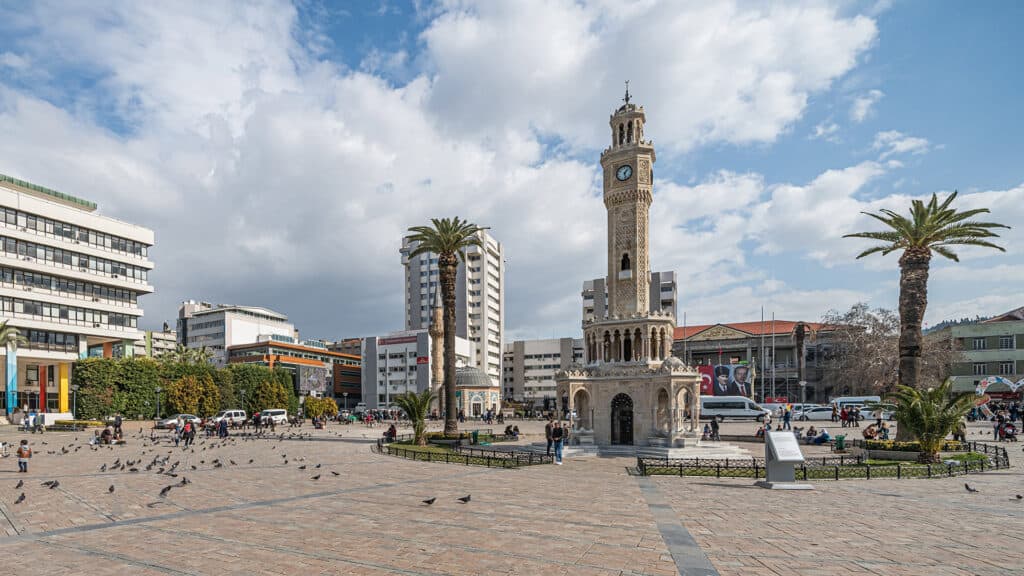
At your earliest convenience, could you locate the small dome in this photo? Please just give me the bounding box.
[455,366,493,388]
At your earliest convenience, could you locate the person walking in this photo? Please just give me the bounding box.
[782,408,792,431]
[551,421,565,465]
[831,404,838,423]
[16,440,31,473]
[710,417,720,441]
[545,418,554,456]
[114,413,123,438]
[840,407,848,428]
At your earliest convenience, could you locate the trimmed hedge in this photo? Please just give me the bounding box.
[864,440,967,452]
[53,420,105,427]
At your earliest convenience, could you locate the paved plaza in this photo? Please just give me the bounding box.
[0,420,1020,576]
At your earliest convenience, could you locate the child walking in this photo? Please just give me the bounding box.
[16,440,31,473]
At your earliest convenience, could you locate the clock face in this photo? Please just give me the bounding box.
[616,165,633,181]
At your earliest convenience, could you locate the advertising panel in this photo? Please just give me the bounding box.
[707,364,752,397]
[298,365,329,393]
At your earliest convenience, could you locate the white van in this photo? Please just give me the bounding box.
[700,396,771,421]
[260,409,288,425]
[212,409,247,425]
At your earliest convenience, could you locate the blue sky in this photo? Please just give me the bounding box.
[0,0,1021,340]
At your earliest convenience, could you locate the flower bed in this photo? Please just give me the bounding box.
[51,419,105,429]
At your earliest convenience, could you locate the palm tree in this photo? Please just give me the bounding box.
[844,191,1008,391]
[883,379,974,463]
[393,389,436,446]
[406,217,486,436]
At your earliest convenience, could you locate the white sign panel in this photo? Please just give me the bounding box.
[767,431,805,463]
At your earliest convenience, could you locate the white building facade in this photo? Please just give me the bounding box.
[582,270,677,324]
[400,230,504,386]
[502,337,584,409]
[176,301,295,366]
[0,173,154,415]
[361,329,475,409]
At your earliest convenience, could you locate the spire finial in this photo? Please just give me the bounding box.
[623,80,631,105]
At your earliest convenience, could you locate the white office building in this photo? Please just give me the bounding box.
[0,172,154,415]
[400,230,504,386]
[361,329,475,409]
[582,271,677,324]
[502,337,584,409]
[176,301,295,366]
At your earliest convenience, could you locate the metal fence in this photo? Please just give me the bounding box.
[373,431,551,468]
[637,441,1010,479]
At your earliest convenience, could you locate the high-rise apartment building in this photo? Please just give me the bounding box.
[176,301,295,366]
[502,337,584,409]
[581,270,676,324]
[400,230,504,386]
[361,329,475,409]
[0,173,154,415]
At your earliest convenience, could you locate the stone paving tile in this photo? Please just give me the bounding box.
[0,421,1020,575]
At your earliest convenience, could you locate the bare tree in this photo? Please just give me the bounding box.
[819,303,960,397]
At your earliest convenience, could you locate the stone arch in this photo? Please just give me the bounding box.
[621,252,631,271]
[656,387,670,434]
[623,330,633,362]
[634,328,643,361]
[627,121,633,143]
[572,388,591,430]
[602,331,611,362]
[618,123,625,145]
[610,393,634,445]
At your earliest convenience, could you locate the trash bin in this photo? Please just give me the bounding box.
[471,430,479,445]
[835,435,846,451]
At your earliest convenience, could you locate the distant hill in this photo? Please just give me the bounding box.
[925,315,993,333]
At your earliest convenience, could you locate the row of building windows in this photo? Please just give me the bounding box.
[0,296,137,328]
[1,207,149,258]
[2,236,149,282]
[970,336,1015,350]
[1,266,138,306]
[23,329,80,353]
[189,319,225,330]
[188,332,224,344]
[973,362,1017,375]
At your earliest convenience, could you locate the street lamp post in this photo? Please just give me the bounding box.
[343,392,348,411]
[71,384,80,419]
[240,388,246,412]
[155,386,162,420]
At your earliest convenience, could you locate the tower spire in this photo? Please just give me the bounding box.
[623,80,631,105]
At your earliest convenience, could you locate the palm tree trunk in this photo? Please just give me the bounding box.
[896,248,930,441]
[440,253,459,436]
[897,249,931,390]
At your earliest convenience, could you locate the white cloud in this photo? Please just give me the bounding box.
[810,121,840,141]
[873,130,930,159]
[850,89,883,122]
[0,52,29,70]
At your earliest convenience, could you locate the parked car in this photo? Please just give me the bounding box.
[157,414,202,429]
[700,396,771,421]
[796,406,835,421]
[211,409,247,426]
[259,409,288,425]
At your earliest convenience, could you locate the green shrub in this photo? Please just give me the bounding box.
[53,420,105,427]
[864,440,967,452]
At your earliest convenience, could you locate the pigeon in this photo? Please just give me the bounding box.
[964,483,978,493]
[179,477,190,486]
[214,462,223,468]
[108,485,115,494]
[298,465,307,470]
[14,493,25,505]
[229,460,236,466]
[422,497,436,506]
[1016,494,1022,500]
[49,481,60,490]
[99,464,107,472]
[248,459,254,464]
[40,480,56,488]
[15,480,23,489]
[315,464,321,469]
[191,465,197,470]
[311,474,320,480]
[331,471,340,476]
[457,495,471,503]
[159,485,173,498]
[129,468,139,473]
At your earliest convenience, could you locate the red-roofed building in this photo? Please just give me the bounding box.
[672,320,839,402]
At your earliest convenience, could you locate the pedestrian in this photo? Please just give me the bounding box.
[114,413,123,438]
[831,404,838,423]
[173,424,181,447]
[545,418,554,456]
[253,412,261,434]
[16,440,31,473]
[219,418,229,438]
[782,408,792,431]
[851,407,861,428]
[182,421,194,448]
[551,421,565,465]
[710,417,720,441]
[840,407,848,428]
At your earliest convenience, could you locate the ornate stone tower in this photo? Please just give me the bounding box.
[602,85,655,318]
[581,86,675,366]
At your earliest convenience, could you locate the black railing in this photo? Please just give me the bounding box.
[637,441,1011,478]
[373,440,551,468]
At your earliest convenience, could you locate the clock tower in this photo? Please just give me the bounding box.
[601,84,656,317]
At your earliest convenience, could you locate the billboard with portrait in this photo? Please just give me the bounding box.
[298,365,329,394]
[703,364,753,397]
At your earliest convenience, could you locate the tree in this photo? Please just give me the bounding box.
[304,397,338,420]
[405,217,486,436]
[392,389,436,446]
[166,374,220,417]
[883,380,974,463]
[820,304,962,398]
[249,379,288,414]
[844,191,1009,391]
